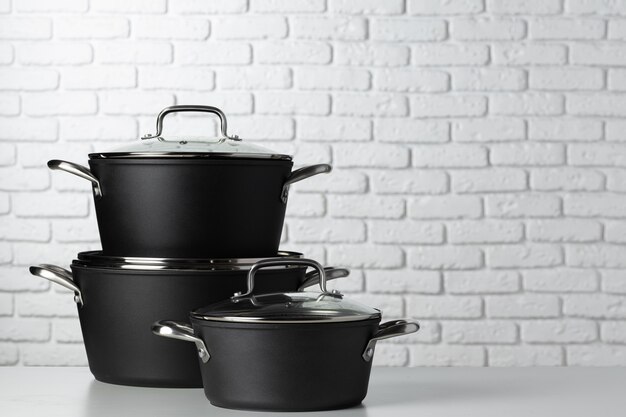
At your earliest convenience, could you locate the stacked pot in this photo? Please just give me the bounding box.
[29,105,419,411]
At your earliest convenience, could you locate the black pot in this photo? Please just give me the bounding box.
[47,105,331,258]
[29,252,348,388]
[153,259,418,411]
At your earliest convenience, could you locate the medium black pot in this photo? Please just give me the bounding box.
[153,259,418,411]
[47,105,331,258]
[29,252,348,388]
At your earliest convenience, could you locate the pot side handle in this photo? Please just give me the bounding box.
[151,320,210,363]
[298,267,350,291]
[281,164,332,204]
[28,264,84,307]
[47,160,102,199]
[362,320,419,362]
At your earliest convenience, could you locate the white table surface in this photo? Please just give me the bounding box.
[1,366,625,417]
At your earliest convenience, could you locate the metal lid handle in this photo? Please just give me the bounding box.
[232,258,332,300]
[141,105,239,141]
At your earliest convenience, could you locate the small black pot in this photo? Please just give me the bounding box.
[47,105,331,258]
[29,252,348,388]
[153,259,418,411]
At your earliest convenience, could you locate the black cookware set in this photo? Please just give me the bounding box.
[29,105,420,411]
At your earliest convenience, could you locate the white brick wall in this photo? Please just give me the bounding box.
[0,0,625,368]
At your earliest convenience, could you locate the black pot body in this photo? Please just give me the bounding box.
[88,158,293,258]
[71,264,307,388]
[189,318,381,411]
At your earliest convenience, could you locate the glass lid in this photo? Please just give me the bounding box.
[89,105,292,160]
[191,258,381,324]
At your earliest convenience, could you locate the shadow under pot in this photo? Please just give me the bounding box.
[47,104,331,258]
[29,252,349,388]
[153,258,419,412]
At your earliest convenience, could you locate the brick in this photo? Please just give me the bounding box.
[407,295,482,318]
[0,217,50,242]
[22,343,87,366]
[217,67,291,89]
[229,116,294,140]
[256,42,330,65]
[410,195,483,219]
[566,194,626,218]
[23,92,96,116]
[92,0,166,13]
[328,245,404,269]
[376,119,449,143]
[486,295,560,318]
[328,194,404,219]
[492,93,564,116]
[0,194,8,214]
[414,145,487,168]
[523,320,597,344]
[0,168,49,191]
[568,346,626,366]
[390,320,440,344]
[296,68,370,91]
[252,0,325,13]
[330,0,403,14]
[488,346,563,366]
[568,0,626,14]
[0,94,18,116]
[335,143,409,167]
[169,0,247,13]
[570,94,626,116]
[605,220,626,242]
[18,42,92,65]
[493,44,567,66]
[608,69,626,91]
[292,16,367,40]
[214,16,286,39]
[176,42,250,65]
[529,119,602,141]
[374,69,448,93]
[445,271,520,294]
[52,218,100,243]
[139,67,214,90]
[17,0,87,12]
[523,268,599,292]
[564,294,626,318]
[607,120,626,141]
[367,270,441,294]
[0,344,18,365]
[444,321,517,344]
[60,116,137,142]
[255,92,330,116]
[489,0,562,14]
[527,219,602,243]
[292,143,331,165]
[452,118,525,142]
[601,322,626,343]
[295,170,367,194]
[285,193,324,217]
[0,118,58,142]
[530,168,604,191]
[487,245,563,268]
[17,291,78,318]
[451,68,526,92]
[134,17,209,40]
[336,43,409,67]
[0,17,51,39]
[0,318,50,342]
[62,66,136,90]
[603,270,626,294]
[452,168,527,193]
[566,244,626,268]
[412,95,487,118]
[409,246,483,270]
[448,220,523,244]
[413,44,489,66]
[0,242,11,263]
[371,220,444,244]
[0,44,12,64]
[486,194,561,218]
[452,18,526,40]
[0,68,58,91]
[610,20,626,39]
[101,92,174,116]
[0,294,13,315]
[530,18,605,40]
[372,345,409,367]
[493,143,565,166]
[571,44,626,66]
[54,319,83,343]
[410,345,485,366]
[371,18,446,41]
[1,264,51,293]
[334,94,408,117]
[288,219,365,243]
[370,170,448,195]
[175,92,253,115]
[95,41,172,64]
[12,192,89,218]
[297,116,370,141]
[0,143,14,165]
[56,17,129,39]
[530,68,603,90]
[409,0,484,15]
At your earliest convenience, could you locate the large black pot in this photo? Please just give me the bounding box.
[153,259,419,412]
[29,252,348,388]
[47,105,331,258]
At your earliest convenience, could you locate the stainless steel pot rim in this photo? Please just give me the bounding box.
[72,251,304,271]
[189,312,382,324]
[88,151,293,160]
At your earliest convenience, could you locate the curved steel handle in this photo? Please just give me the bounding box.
[152,320,209,363]
[233,258,335,299]
[141,105,239,141]
[29,264,83,307]
[298,267,350,291]
[47,160,102,199]
[281,164,332,203]
[362,320,419,362]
